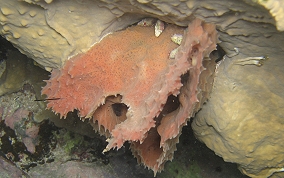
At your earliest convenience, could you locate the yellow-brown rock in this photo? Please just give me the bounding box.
[0,0,142,70]
[192,34,284,177]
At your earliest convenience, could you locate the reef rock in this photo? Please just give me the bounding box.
[192,33,284,178]
[0,0,142,70]
[42,19,218,173]
[1,0,283,71]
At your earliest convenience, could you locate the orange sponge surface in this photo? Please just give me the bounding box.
[42,24,187,148]
[42,19,218,174]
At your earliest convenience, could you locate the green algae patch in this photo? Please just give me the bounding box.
[64,133,83,153]
[55,130,84,154]
[158,159,202,178]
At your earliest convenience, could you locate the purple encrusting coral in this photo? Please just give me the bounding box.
[2,107,39,154]
[0,89,42,154]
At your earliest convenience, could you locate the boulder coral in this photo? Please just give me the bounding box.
[42,19,218,173]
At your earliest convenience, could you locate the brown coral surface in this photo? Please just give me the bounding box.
[42,19,217,173]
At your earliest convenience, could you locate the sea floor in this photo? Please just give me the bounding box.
[0,119,249,178]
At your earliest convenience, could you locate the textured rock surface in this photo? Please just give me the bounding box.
[0,0,142,70]
[192,29,284,177]
[0,50,60,155]
[0,156,29,178]
[0,50,56,123]
[0,0,277,70]
[190,1,284,177]
[257,0,284,31]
